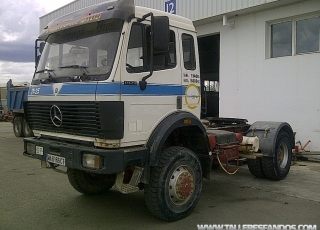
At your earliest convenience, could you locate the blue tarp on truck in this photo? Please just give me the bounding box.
[7,79,33,137]
[7,79,29,113]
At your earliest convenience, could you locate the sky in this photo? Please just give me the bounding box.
[0,0,74,84]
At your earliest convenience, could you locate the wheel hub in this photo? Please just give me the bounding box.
[169,166,194,205]
[278,149,284,163]
[278,143,288,169]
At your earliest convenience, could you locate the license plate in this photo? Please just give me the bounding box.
[46,154,65,166]
[36,146,43,155]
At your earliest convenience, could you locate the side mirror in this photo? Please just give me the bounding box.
[35,39,45,69]
[137,14,170,90]
[153,16,169,54]
[39,42,45,54]
[139,80,147,91]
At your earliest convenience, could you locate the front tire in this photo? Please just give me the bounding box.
[67,169,115,195]
[144,146,202,221]
[262,131,292,180]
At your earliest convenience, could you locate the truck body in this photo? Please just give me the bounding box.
[6,79,33,137]
[23,0,294,221]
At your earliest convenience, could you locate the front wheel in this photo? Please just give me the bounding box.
[144,146,202,221]
[67,169,115,195]
[262,131,292,180]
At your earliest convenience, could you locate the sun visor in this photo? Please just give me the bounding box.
[39,0,135,40]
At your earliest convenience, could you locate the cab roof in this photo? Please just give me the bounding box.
[39,0,135,39]
[135,6,195,32]
[39,0,195,40]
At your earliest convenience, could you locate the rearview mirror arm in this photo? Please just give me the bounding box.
[137,13,154,91]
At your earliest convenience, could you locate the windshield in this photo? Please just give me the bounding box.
[33,19,123,84]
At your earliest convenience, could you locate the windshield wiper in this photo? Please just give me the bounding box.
[59,65,90,81]
[35,69,56,83]
[59,65,88,69]
[35,68,55,74]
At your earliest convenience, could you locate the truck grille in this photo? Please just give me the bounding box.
[25,101,100,138]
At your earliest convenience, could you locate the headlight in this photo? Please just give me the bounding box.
[82,153,101,169]
[26,143,36,155]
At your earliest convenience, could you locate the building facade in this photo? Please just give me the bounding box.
[39,0,320,151]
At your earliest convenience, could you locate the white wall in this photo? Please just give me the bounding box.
[197,0,320,151]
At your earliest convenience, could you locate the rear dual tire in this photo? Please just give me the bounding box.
[13,116,24,137]
[262,132,291,180]
[13,116,33,137]
[23,120,34,137]
[247,131,291,180]
[247,158,264,178]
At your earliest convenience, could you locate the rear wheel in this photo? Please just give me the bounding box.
[247,158,265,178]
[22,119,34,137]
[13,116,24,137]
[262,131,292,180]
[67,169,115,195]
[144,146,202,221]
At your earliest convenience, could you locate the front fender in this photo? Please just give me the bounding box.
[146,111,207,166]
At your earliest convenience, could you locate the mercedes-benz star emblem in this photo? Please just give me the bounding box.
[50,105,62,127]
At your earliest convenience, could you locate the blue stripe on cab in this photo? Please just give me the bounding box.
[121,84,183,96]
[59,84,97,95]
[28,83,187,96]
[28,85,53,96]
[96,82,121,95]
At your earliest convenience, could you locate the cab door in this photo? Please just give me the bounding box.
[120,20,182,147]
[178,30,201,118]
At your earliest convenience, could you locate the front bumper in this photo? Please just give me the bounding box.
[23,137,133,174]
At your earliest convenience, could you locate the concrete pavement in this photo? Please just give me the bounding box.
[0,122,319,230]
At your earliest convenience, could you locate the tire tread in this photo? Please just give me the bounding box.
[262,157,278,180]
[261,132,292,180]
[247,158,265,178]
[13,116,24,137]
[144,146,202,221]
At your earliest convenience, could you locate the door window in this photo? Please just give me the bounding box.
[182,34,196,70]
[126,23,176,73]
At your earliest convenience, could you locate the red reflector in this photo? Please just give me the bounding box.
[235,133,243,143]
[207,134,216,150]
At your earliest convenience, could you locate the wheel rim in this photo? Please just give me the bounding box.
[278,142,289,169]
[169,166,195,205]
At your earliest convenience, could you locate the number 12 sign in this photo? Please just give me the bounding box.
[165,0,176,14]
